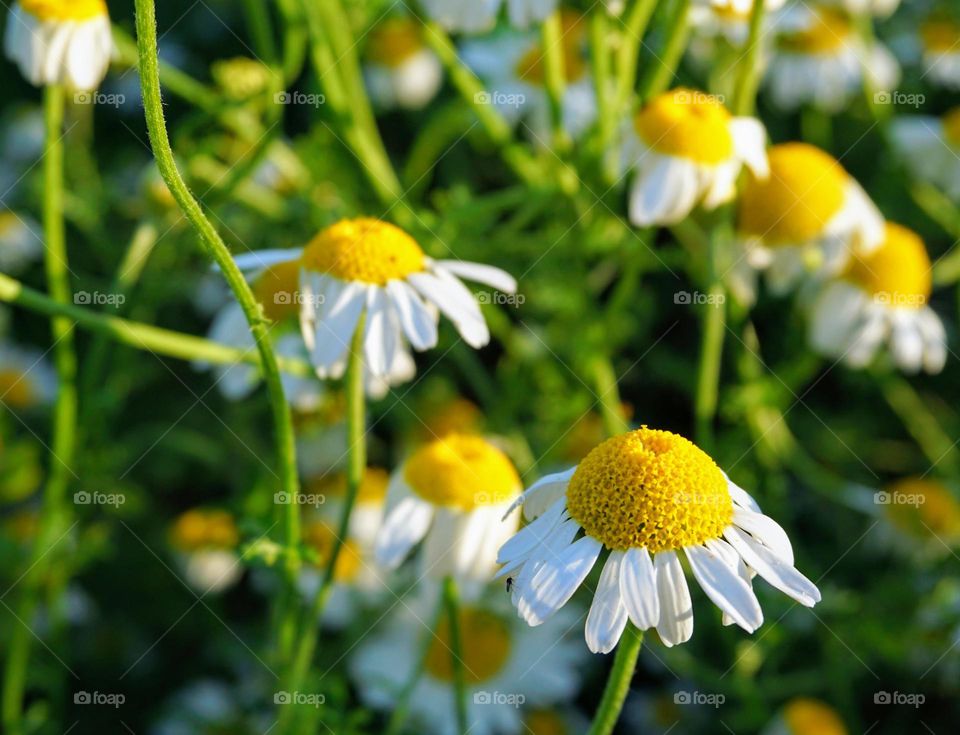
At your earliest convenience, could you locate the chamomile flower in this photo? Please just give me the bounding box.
[421,0,557,33]
[731,142,884,300]
[765,6,899,112]
[819,0,900,17]
[375,434,522,592]
[690,0,784,47]
[623,88,768,226]
[808,222,947,374]
[497,427,821,653]
[872,477,960,558]
[890,107,960,201]
[0,210,41,274]
[298,218,516,397]
[169,509,243,594]
[0,341,56,410]
[350,593,586,735]
[363,17,443,111]
[4,0,113,90]
[762,697,847,735]
[920,12,960,90]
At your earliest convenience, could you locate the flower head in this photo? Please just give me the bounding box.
[0,341,56,409]
[920,13,960,91]
[170,509,242,594]
[364,17,442,111]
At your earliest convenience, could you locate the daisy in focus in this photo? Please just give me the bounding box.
[765,6,899,112]
[890,107,960,201]
[421,0,557,34]
[920,11,960,91]
[4,0,113,90]
[0,341,56,410]
[808,222,947,374]
[298,218,516,397]
[761,697,848,735]
[363,17,443,111]
[730,142,884,301]
[497,427,820,653]
[622,88,768,227]
[169,509,243,594]
[375,433,522,592]
[350,593,586,735]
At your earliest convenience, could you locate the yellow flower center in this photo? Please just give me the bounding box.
[0,369,35,408]
[843,223,931,307]
[943,107,960,149]
[783,698,848,735]
[921,16,960,53]
[404,434,520,510]
[251,258,303,322]
[305,467,390,505]
[20,0,106,21]
[633,89,734,165]
[738,143,847,246]
[778,9,852,54]
[524,710,568,735]
[303,521,363,581]
[565,427,733,552]
[884,478,960,541]
[301,218,425,286]
[365,18,424,67]
[170,510,239,552]
[424,607,512,683]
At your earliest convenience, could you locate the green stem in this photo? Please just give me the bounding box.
[586,624,643,735]
[2,84,78,735]
[636,0,691,102]
[613,0,659,112]
[242,0,278,63]
[732,0,766,116]
[541,11,569,149]
[442,576,469,735]
[694,236,726,451]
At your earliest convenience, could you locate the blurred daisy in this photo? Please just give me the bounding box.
[809,222,946,374]
[890,107,960,200]
[0,210,42,274]
[421,0,557,33]
[364,17,443,111]
[169,509,243,594]
[920,12,960,90]
[731,142,884,300]
[497,427,820,653]
[4,0,113,90]
[819,0,900,17]
[690,0,786,46]
[623,88,768,226]
[350,593,586,735]
[762,697,847,735]
[299,218,516,395]
[375,433,522,592]
[461,14,597,142]
[765,6,899,112]
[0,341,57,410]
[874,477,960,556]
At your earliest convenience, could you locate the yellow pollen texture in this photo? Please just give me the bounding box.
[20,0,106,21]
[738,143,846,246]
[424,607,511,683]
[404,434,520,510]
[301,218,425,286]
[365,18,424,67]
[252,258,303,322]
[843,223,931,306]
[0,369,35,408]
[303,521,362,581]
[783,698,848,735]
[306,467,390,505]
[884,477,960,541]
[943,107,960,149]
[170,510,239,552]
[565,427,733,552]
[778,8,852,54]
[633,89,734,165]
[921,16,960,53]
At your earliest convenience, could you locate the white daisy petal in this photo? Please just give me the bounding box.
[654,551,693,647]
[433,260,518,294]
[585,551,630,654]
[502,467,576,521]
[685,544,763,633]
[312,281,367,371]
[619,547,660,630]
[385,279,438,351]
[407,271,490,348]
[519,535,602,626]
[374,496,435,569]
[723,527,821,607]
[496,497,566,568]
[732,507,794,565]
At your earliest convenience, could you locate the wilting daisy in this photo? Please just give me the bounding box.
[0,210,41,274]
[350,592,586,735]
[169,509,243,594]
[497,427,820,653]
[299,218,516,394]
[765,6,899,112]
[761,697,848,735]
[375,433,522,592]
[730,142,884,301]
[809,222,946,374]
[421,0,557,33]
[920,12,960,90]
[363,17,443,111]
[623,88,768,227]
[4,0,113,90]
[890,107,960,201]
[0,341,56,410]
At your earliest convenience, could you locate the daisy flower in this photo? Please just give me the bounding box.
[765,6,899,112]
[298,218,516,396]
[363,17,443,111]
[375,433,522,591]
[0,341,57,410]
[761,697,848,735]
[421,0,557,34]
[690,0,785,47]
[623,88,768,227]
[0,210,41,275]
[808,222,947,374]
[497,427,821,653]
[890,107,960,201]
[349,593,587,735]
[819,0,900,17]
[731,142,884,300]
[4,0,113,90]
[169,509,243,594]
[870,477,960,558]
[920,12,960,90]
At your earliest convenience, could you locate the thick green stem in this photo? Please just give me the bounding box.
[732,0,766,116]
[587,624,643,735]
[695,236,727,451]
[636,0,691,102]
[442,576,469,735]
[243,0,278,63]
